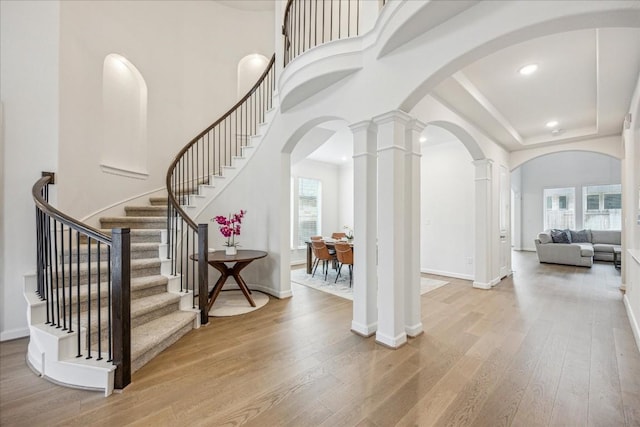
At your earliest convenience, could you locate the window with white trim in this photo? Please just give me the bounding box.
[583,184,621,230]
[543,187,575,230]
[291,177,322,248]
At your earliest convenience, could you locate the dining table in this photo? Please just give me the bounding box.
[304,238,353,274]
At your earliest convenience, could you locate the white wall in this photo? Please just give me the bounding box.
[518,151,621,251]
[0,0,61,340]
[511,166,523,250]
[57,0,274,220]
[420,140,475,279]
[623,73,640,352]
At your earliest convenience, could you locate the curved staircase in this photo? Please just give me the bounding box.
[26,193,198,396]
[98,196,198,372]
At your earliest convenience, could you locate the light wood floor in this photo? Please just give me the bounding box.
[2,251,639,426]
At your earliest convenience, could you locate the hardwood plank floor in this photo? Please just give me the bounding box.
[1,251,639,426]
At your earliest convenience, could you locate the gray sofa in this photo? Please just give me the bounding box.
[534,229,621,267]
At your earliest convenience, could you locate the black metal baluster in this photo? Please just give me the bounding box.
[191,229,195,303]
[47,215,54,325]
[180,218,185,292]
[86,237,92,359]
[68,228,73,333]
[330,0,334,41]
[61,225,67,331]
[76,231,81,357]
[107,244,112,362]
[53,220,61,328]
[356,0,359,35]
[97,241,102,360]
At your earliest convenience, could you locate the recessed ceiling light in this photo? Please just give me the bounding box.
[419,136,427,143]
[545,120,559,128]
[518,64,538,76]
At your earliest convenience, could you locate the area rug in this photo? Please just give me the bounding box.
[290,269,449,301]
[208,290,269,317]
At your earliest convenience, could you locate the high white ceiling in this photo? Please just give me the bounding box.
[433,28,640,151]
[301,27,640,165]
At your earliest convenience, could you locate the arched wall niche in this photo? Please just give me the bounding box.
[101,53,148,179]
[237,53,270,99]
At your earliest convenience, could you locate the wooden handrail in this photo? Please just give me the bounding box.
[165,54,275,326]
[165,53,276,231]
[32,173,111,244]
[32,171,131,390]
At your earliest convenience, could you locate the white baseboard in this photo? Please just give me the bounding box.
[473,281,491,290]
[375,330,407,349]
[420,268,473,281]
[250,283,293,299]
[1,327,30,341]
[623,294,640,354]
[405,322,423,337]
[351,321,377,337]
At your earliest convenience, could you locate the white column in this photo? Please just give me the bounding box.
[373,110,411,348]
[404,119,426,337]
[350,120,378,337]
[473,159,494,289]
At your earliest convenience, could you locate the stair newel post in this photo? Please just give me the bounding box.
[198,223,209,326]
[111,227,131,390]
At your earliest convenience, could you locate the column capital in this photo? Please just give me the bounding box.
[372,110,412,127]
[349,120,376,133]
[473,158,494,180]
[472,158,494,166]
[406,118,427,133]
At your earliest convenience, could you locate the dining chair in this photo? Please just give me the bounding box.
[334,242,354,286]
[331,232,346,240]
[311,240,337,280]
[311,235,335,257]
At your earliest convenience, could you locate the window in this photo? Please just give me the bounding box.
[558,196,567,210]
[583,184,622,230]
[291,177,321,248]
[586,194,600,211]
[543,187,575,230]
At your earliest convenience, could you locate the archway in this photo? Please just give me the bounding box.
[511,150,622,251]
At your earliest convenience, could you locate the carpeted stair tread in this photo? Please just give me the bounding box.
[51,275,170,308]
[131,292,181,319]
[82,229,163,243]
[100,216,167,229]
[56,258,161,276]
[149,197,168,206]
[131,310,196,372]
[124,206,168,217]
[87,292,182,335]
[61,242,161,261]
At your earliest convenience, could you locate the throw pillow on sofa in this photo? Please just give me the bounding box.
[538,231,553,244]
[570,229,591,243]
[550,229,571,243]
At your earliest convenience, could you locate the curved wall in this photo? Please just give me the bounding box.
[58,0,274,219]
